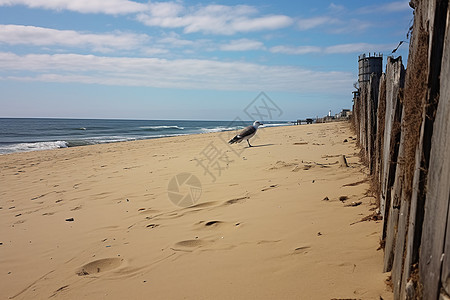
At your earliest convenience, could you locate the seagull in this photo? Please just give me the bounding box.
[228,121,263,147]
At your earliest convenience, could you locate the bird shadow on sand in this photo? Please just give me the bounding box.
[247,143,275,148]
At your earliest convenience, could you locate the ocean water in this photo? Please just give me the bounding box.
[0,118,292,155]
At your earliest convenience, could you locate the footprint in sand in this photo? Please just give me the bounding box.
[195,220,240,230]
[171,239,212,252]
[293,246,311,254]
[139,208,160,215]
[204,220,223,227]
[77,258,124,276]
[261,184,278,191]
[146,223,159,229]
[257,240,281,245]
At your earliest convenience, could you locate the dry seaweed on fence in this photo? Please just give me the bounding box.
[402,24,429,201]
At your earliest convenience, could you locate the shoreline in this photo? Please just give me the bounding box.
[0,118,293,155]
[0,122,392,299]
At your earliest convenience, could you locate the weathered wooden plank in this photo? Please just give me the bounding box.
[384,105,406,273]
[419,0,449,299]
[421,91,450,300]
[375,74,386,186]
[392,180,410,298]
[367,73,380,175]
[443,201,450,297]
[400,113,426,300]
[398,1,431,297]
[353,93,361,145]
[381,57,405,241]
[392,193,410,299]
[359,81,368,154]
[438,8,450,295]
[436,15,450,295]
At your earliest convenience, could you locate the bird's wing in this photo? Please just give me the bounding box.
[237,125,256,138]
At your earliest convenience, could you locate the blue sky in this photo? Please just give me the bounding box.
[0,0,413,120]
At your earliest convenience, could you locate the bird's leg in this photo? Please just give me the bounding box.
[247,140,252,147]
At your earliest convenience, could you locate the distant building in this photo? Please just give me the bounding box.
[339,109,351,118]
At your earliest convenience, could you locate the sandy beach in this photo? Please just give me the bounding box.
[0,121,392,299]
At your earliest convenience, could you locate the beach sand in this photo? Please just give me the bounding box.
[0,121,392,299]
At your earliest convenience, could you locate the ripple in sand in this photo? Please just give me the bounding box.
[223,196,249,205]
[184,201,217,209]
[293,246,311,254]
[261,184,278,191]
[77,258,123,276]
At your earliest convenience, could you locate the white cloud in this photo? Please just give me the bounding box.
[158,32,195,47]
[329,19,372,34]
[0,25,149,52]
[328,3,345,13]
[0,52,353,93]
[297,16,370,34]
[269,43,395,55]
[297,16,337,30]
[137,2,293,35]
[324,43,394,54]
[230,15,293,33]
[220,39,264,51]
[382,1,411,12]
[0,0,147,14]
[358,1,411,14]
[141,47,169,55]
[269,45,321,55]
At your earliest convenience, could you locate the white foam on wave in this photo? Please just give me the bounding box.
[261,123,292,128]
[200,126,243,133]
[144,133,188,139]
[83,136,136,142]
[139,125,184,130]
[0,141,68,155]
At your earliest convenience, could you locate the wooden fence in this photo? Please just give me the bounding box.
[352,0,449,299]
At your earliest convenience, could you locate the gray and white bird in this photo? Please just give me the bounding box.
[228,121,263,147]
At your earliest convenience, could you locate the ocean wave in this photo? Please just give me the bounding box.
[66,136,137,147]
[261,123,292,128]
[70,126,113,131]
[139,125,184,131]
[0,141,68,154]
[0,134,194,155]
[200,126,243,133]
[143,133,188,139]
[66,134,190,146]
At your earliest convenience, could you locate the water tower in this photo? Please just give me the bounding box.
[358,53,383,83]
